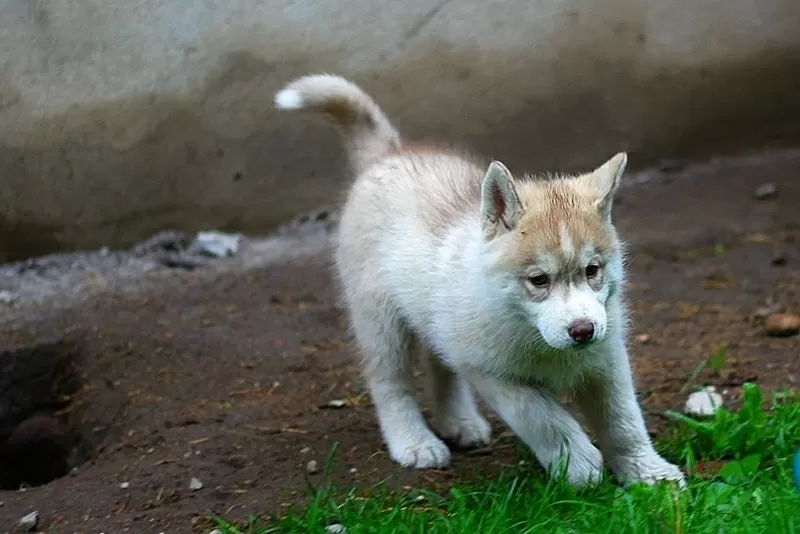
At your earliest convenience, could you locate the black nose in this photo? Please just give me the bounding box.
[568,320,595,344]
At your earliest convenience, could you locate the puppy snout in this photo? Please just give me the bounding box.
[568,320,595,344]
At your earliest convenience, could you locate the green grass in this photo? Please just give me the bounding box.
[215,383,800,534]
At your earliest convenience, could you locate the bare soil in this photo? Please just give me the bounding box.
[0,151,798,533]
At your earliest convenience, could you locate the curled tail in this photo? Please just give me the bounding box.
[274,74,402,174]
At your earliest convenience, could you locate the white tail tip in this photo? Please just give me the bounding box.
[274,88,304,110]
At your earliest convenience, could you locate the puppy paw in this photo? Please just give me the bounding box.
[434,413,492,449]
[610,451,686,488]
[564,443,606,488]
[387,431,452,469]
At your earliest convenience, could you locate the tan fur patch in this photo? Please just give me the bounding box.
[501,174,615,274]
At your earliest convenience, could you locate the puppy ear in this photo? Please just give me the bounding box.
[590,152,627,221]
[481,160,525,240]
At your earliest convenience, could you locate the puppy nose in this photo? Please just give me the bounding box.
[568,320,595,344]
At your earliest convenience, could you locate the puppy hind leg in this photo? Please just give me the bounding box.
[353,306,451,469]
[422,350,491,449]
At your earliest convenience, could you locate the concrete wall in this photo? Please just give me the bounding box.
[1,0,799,261]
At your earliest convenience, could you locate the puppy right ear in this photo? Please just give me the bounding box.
[480,161,524,240]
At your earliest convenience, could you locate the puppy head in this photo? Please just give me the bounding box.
[479,153,627,350]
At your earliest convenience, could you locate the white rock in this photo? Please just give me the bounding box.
[208,530,223,534]
[189,477,204,491]
[306,460,320,474]
[685,386,723,416]
[191,231,243,258]
[325,524,347,534]
[120,481,130,489]
[19,511,39,531]
[326,399,348,409]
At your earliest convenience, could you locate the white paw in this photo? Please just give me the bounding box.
[387,431,452,469]
[434,413,492,449]
[563,442,605,488]
[610,452,686,488]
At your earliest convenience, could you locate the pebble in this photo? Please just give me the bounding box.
[300,447,311,455]
[764,313,800,337]
[120,482,130,490]
[326,399,348,409]
[189,477,204,491]
[685,386,723,417]
[325,524,347,534]
[19,511,39,531]
[636,334,650,344]
[306,460,320,474]
[209,530,223,534]
[754,182,779,199]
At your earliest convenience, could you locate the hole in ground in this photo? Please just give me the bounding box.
[0,339,111,489]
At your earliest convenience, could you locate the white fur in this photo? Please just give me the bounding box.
[275,74,685,488]
[274,88,304,109]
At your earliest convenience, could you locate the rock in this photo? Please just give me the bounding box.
[189,477,204,491]
[209,530,223,534]
[685,386,723,417]
[189,231,243,258]
[764,313,800,337]
[324,399,348,409]
[300,447,311,455]
[120,481,130,490]
[19,511,39,531]
[754,182,778,199]
[325,524,347,534]
[636,334,650,344]
[306,460,320,474]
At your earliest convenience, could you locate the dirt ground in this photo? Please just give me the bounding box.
[0,150,798,533]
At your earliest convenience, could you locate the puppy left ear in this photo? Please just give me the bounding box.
[590,152,627,220]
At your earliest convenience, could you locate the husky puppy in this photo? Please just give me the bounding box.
[275,74,685,488]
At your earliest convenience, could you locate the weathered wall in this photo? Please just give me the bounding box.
[1,0,799,261]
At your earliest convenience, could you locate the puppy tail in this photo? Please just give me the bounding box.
[274,74,401,174]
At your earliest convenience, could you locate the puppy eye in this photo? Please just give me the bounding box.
[528,274,550,288]
[585,264,600,279]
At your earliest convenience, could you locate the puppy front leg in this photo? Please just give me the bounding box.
[469,373,604,488]
[574,341,685,487]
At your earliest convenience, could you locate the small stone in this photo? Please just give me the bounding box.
[764,313,800,337]
[325,399,348,409]
[300,447,311,455]
[636,334,650,344]
[414,494,426,503]
[306,460,320,474]
[754,303,783,320]
[209,530,223,534]
[190,230,243,258]
[325,524,347,534]
[120,482,130,490]
[189,477,204,491]
[685,386,723,417]
[349,467,358,474]
[754,182,778,199]
[19,511,39,531]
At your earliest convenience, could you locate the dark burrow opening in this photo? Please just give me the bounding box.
[0,339,109,490]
